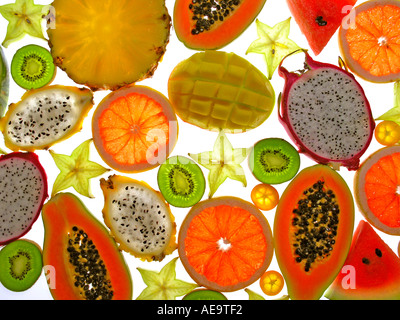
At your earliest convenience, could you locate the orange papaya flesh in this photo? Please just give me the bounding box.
[174,0,266,50]
[274,164,354,300]
[42,193,132,300]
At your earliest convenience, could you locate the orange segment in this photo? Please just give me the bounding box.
[344,4,400,78]
[364,153,400,228]
[184,204,268,288]
[98,93,170,167]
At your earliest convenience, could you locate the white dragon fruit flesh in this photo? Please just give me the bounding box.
[278,50,375,170]
[0,152,48,245]
[0,85,93,152]
[100,175,177,262]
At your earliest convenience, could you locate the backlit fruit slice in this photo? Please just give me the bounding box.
[0,240,43,292]
[259,270,285,296]
[339,0,400,83]
[100,175,177,262]
[174,0,267,50]
[274,164,354,300]
[182,289,227,300]
[42,193,132,300]
[251,183,279,211]
[0,46,9,118]
[178,197,274,292]
[11,44,56,90]
[355,145,400,235]
[168,50,275,133]
[0,85,94,152]
[375,120,400,146]
[48,0,171,91]
[92,85,178,173]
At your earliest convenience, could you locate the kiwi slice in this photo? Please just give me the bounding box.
[0,239,43,292]
[157,155,205,208]
[11,44,56,90]
[249,138,300,184]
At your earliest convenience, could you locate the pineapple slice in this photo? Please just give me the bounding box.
[48,0,171,91]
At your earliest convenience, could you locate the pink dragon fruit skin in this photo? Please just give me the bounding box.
[0,152,48,245]
[278,50,375,171]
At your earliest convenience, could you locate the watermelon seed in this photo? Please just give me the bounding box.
[362,257,370,265]
[315,16,328,27]
[375,248,382,257]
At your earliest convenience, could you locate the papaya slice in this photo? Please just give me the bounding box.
[174,0,267,50]
[42,193,132,300]
[274,164,354,300]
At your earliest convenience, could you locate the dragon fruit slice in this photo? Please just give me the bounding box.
[0,85,93,152]
[100,175,177,262]
[278,50,375,170]
[0,152,48,245]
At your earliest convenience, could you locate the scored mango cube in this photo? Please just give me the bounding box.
[168,50,275,133]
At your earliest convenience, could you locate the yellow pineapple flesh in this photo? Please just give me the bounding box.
[48,0,171,90]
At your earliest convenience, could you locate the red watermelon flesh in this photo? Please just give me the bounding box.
[325,220,400,300]
[286,0,357,55]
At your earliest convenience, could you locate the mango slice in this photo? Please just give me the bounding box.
[168,51,275,133]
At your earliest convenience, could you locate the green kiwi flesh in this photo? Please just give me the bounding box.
[11,44,55,90]
[183,289,227,300]
[0,239,43,292]
[157,155,205,208]
[249,138,300,184]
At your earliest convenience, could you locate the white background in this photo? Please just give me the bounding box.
[0,0,398,300]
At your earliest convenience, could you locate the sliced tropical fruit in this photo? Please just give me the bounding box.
[42,192,132,300]
[339,0,400,83]
[178,197,274,292]
[174,0,267,50]
[0,85,93,152]
[0,46,9,118]
[259,270,285,296]
[274,164,354,300]
[355,145,400,235]
[326,220,400,300]
[47,0,171,90]
[168,50,275,133]
[374,120,400,146]
[287,0,357,55]
[100,175,177,262]
[92,85,178,173]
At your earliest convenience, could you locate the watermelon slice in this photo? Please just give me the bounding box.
[286,0,357,55]
[325,220,400,300]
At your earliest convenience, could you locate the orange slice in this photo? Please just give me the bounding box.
[92,86,178,173]
[178,197,274,292]
[259,270,285,296]
[339,0,400,82]
[355,145,400,235]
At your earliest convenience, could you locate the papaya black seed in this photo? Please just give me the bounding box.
[291,180,340,272]
[67,227,114,300]
[189,0,241,35]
